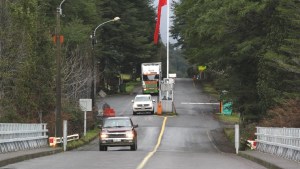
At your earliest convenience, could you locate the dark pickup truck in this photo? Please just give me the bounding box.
[98,117,138,151]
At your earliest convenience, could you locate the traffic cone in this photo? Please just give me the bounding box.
[157,101,162,115]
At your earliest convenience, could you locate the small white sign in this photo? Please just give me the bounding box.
[79,99,92,111]
[169,73,177,78]
[99,90,107,98]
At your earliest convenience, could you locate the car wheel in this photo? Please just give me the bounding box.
[130,139,137,151]
[151,110,154,115]
[133,111,137,115]
[99,144,107,151]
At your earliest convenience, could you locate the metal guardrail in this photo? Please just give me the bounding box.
[0,123,48,153]
[49,134,79,147]
[255,127,300,162]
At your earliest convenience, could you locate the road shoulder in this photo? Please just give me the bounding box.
[209,128,236,153]
[239,150,300,169]
[0,147,62,167]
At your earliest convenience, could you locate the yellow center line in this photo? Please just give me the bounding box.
[136,116,168,169]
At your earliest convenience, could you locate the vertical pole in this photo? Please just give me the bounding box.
[44,124,47,137]
[84,111,87,136]
[63,120,67,151]
[91,38,95,107]
[235,124,240,154]
[55,6,62,140]
[166,0,170,78]
[93,54,96,105]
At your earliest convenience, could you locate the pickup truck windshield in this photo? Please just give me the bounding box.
[103,119,131,128]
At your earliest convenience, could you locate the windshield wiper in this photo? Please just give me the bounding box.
[103,126,114,128]
[115,126,127,128]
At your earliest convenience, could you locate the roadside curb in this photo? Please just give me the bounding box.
[0,148,63,167]
[209,128,236,154]
[239,151,282,169]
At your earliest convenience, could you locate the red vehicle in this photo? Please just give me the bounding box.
[98,117,138,151]
[101,102,115,117]
[103,108,115,117]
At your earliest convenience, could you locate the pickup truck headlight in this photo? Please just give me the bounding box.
[100,132,108,139]
[126,131,134,139]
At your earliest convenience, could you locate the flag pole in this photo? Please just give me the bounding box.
[166,0,170,78]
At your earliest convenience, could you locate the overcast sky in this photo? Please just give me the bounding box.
[152,0,178,44]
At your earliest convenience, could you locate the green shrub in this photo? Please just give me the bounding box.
[0,111,24,123]
[66,129,99,150]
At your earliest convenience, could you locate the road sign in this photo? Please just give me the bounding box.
[79,99,92,111]
[222,101,232,115]
[99,90,107,98]
[198,65,207,71]
[161,83,173,91]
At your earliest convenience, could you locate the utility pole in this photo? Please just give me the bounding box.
[91,36,96,107]
[90,17,120,106]
[55,0,66,140]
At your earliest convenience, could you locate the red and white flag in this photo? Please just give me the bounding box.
[154,0,167,44]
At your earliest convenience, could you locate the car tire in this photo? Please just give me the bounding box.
[151,110,154,115]
[99,144,107,151]
[130,140,137,151]
[133,111,137,115]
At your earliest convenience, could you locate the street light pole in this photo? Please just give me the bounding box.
[90,17,120,106]
[55,0,66,139]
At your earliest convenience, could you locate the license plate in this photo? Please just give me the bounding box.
[113,139,121,142]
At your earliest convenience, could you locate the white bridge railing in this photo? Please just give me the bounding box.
[0,123,48,153]
[255,127,300,162]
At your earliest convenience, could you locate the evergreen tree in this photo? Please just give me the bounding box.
[172,0,300,122]
[95,0,158,89]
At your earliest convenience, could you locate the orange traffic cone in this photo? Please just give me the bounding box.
[157,101,162,115]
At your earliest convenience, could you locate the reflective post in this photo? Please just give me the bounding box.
[63,120,67,151]
[235,124,239,154]
[84,111,87,136]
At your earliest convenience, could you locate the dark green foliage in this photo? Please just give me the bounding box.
[0,0,159,123]
[0,111,24,123]
[169,44,188,77]
[95,0,160,88]
[0,0,55,122]
[172,0,300,123]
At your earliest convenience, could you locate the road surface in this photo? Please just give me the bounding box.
[4,78,266,169]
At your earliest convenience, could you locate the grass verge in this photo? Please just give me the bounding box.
[216,113,239,144]
[201,81,219,99]
[224,127,235,144]
[125,81,140,93]
[217,113,240,124]
[66,129,99,151]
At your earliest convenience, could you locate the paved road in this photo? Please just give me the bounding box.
[4,78,266,169]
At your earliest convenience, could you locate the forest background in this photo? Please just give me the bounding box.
[0,0,299,136]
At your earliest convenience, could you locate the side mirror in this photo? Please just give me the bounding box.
[97,125,102,129]
[133,124,138,128]
[131,100,134,103]
[152,100,156,102]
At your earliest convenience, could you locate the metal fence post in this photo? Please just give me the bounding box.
[235,124,239,154]
[63,120,67,151]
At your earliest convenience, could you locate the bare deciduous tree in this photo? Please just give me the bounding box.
[62,45,93,101]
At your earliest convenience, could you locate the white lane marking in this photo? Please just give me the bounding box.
[181,102,220,105]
